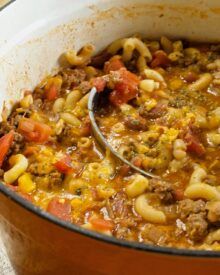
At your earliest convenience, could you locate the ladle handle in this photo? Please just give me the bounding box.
[88,87,159,179]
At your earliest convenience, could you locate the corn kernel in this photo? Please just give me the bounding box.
[120,104,135,115]
[144,98,157,111]
[18,173,36,193]
[41,147,54,157]
[45,76,63,90]
[20,94,33,108]
[160,128,179,143]
[30,112,44,122]
[169,78,183,90]
[71,198,83,208]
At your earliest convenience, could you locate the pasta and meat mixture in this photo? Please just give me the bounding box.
[1,36,220,250]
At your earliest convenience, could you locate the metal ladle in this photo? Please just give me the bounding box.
[88,87,159,179]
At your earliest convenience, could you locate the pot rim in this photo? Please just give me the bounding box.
[1,183,220,258]
[0,0,15,12]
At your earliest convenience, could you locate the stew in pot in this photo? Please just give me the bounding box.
[1,36,220,250]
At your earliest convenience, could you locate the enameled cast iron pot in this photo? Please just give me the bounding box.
[1,0,220,274]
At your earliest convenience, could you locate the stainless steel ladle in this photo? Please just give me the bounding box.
[88,87,159,179]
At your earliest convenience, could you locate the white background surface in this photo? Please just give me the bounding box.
[0,237,15,275]
[0,1,15,274]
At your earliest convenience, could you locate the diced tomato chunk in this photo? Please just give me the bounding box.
[79,116,91,136]
[109,68,139,106]
[45,84,58,101]
[150,50,170,68]
[47,197,72,222]
[90,218,114,231]
[131,156,142,168]
[18,118,52,143]
[54,154,73,174]
[0,130,14,167]
[172,189,184,201]
[118,164,131,177]
[92,77,106,92]
[119,69,140,88]
[183,71,198,83]
[184,132,205,156]
[19,119,35,132]
[104,57,124,73]
[109,90,122,106]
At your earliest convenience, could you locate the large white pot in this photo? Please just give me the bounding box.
[0,1,220,274]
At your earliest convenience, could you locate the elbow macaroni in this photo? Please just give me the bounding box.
[189,165,207,185]
[206,229,220,245]
[188,73,212,92]
[126,174,149,198]
[53,90,83,113]
[4,154,28,184]
[183,165,220,201]
[107,37,152,62]
[160,36,173,54]
[60,112,81,127]
[4,36,220,250]
[207,107,220,129]
[173,139,186,160]
[64,90,82,111]
[173,41,183,52]
[65,44,94,66]
[139,79,160,93]
[184,184,220,201]
[77,93,90,108]
[82,157,115,184]
[137,56,148,72]
[135,194,166,224]
[144,69,165,83]
[73,93,90,117]
[184,47,201,61]
[53,98,65,113]
[77,137,92,148]
[207,131,220,147]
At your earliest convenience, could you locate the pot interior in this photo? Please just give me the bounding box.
[0,0,220,116]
